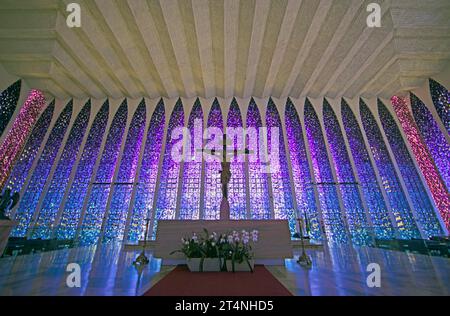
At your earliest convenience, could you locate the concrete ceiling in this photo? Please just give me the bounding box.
[0,0,449,100]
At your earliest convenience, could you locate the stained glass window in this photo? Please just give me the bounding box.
[246,99,271,219]
[57,101,109,240]
[304,99,348,243]
[0,90,46,189]
[179,99,203,220]
[127,100,165,242]
[378,100,443,237]
[391,96,450,232]
[32,101,91,239]
[103,100,146,241]
[341,100,395,239]
[266,99,296,234]
[411,93,450,192]
[203,99,223,220]
[323,100,371,245]
[360,100,420,239]
[79,100,128,245]
[3,102,54,218]
[152,99,184,238]
[12,101,73,237]
[226,98,247,220]
[285,98,321,240]
[429,79,449,134]
[0,80,21,137]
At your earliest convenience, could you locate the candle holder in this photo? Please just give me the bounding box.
[295,218,312,268]
[133,217,151,266]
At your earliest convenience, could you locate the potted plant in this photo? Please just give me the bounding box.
[171,229,222,272]
[224,230,258,273]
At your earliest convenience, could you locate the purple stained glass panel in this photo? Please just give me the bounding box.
[203,99,223,220]
[246,99,271,219]
[285,99,321,240]
[266,99,296,234]
[179,99,203,220]
[304,99,347,243]
[152,99,184,237]
[226,98,247,220]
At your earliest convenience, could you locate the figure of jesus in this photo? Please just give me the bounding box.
[220,160,231,200]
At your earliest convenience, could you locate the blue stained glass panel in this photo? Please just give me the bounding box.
[57,101,109,240]
[32,100,91,239]
[3,101,55,218]
[360,100,420,239]
[79,100,128,245]
[411,93,450,192]
[103,101,146,241]
[323,100,371,245]
[341,100,395,239]
[12,101,73,237]
[304,99,347,243]
[127,100,165,242]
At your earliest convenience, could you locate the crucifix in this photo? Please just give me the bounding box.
[198,134,252,220]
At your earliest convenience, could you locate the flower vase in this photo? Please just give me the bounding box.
[226,259,254,272]
[187,258,221,272]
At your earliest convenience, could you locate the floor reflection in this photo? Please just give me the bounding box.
[0,243,166,296]
[269,243,449,296]
[0,242,448,295]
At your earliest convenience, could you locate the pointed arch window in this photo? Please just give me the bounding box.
[57,101,109,240]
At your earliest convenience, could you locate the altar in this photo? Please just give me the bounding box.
[153,219,293,265]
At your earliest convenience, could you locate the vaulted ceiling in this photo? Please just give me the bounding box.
[0,0,449,100]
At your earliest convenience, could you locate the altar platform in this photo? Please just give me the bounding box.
[126,220,300,265]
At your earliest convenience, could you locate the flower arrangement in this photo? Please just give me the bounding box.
[171,228,259,272]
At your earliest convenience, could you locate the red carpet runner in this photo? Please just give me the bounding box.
[144,265,292,296]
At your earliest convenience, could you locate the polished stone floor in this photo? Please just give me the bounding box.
[0,242,448,296]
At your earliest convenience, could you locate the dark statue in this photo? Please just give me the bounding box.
[0,188,19,220]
